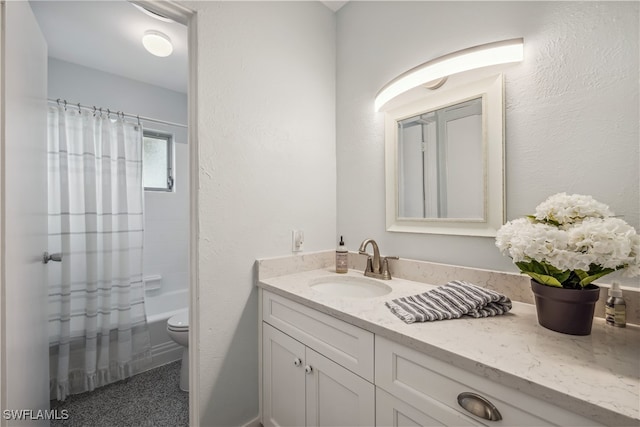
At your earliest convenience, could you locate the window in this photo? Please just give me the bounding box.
[143,130,174,191]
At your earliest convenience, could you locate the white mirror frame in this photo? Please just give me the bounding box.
[385,74,505,236]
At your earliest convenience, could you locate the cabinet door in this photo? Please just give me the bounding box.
[305,348,375,427]
[263,324,306,427]
[376,387,479,427]
[263,290,375,381]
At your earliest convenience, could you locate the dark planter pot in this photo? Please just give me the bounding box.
[530,280,601,336]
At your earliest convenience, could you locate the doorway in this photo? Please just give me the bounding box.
[0,1,199,424]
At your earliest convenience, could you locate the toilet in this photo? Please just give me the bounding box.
[167,310,189,391]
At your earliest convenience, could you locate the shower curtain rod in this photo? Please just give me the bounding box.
[47,98,187,129]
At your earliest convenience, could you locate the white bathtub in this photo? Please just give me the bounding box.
[144,289,188,371]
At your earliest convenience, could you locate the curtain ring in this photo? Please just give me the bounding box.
[63,100,67,111]
[137,115,141,126]
[56,98,61,107]
[107,108,111,119]
[77,103,82,114]
[99,107,103,118]
[92,106,97,117]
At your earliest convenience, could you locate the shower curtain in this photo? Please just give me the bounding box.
[47,105,151,401]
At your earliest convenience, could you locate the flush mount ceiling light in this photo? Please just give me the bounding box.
[374,38,524,111]
[142,30,173,57]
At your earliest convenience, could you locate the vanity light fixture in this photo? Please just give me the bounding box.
[374,38,524,111]
[142,30,173,57]
[132,3,175,23]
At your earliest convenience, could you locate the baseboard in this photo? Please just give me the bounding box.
[242,415,261,427]
[143,340,183,372]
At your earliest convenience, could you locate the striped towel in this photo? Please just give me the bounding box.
[385,280,512,323]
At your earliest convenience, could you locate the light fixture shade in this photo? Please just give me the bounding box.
[375,38,524,111]
[142,30,173,57]
[132,3,175,23]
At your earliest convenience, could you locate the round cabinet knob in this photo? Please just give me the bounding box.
[304,365,313,374]
[457,392,502,421]
[293,358,302,367]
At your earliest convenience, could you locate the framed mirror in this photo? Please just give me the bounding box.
[384,74,505,236]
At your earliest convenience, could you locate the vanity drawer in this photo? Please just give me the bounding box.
[375,337,601,427]
[262,290,374,382]
[376,387,478,427]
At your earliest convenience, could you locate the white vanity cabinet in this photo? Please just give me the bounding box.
[261,290,375,427]
[260,289,605,427]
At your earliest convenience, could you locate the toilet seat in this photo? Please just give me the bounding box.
[166,310,190,391]
[167,311,189,331]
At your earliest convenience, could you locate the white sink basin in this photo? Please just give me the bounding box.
[309,275,392,298]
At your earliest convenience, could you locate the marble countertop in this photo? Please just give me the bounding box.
[257,267,640,426]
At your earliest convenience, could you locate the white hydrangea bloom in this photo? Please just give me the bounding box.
[567,217,640,271]
[496,194,640,280]
[623,235,640,278]
[534,193,614,225]
[496,218,571,266]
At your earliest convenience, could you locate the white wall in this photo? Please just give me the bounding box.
[48,58,190,301]
[336,1,639,285]
[187,2,336,425]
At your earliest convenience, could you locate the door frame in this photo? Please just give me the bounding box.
[0,1,200,425]
[129,2,200,424]
[1,2,6,423]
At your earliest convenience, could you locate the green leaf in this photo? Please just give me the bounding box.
[515,261,533,273]
[524,272,563,287]
[555,270,572,284]
[574,270,589,280]
[578,268,615,287]
[563,272,583,289]
[545,263,564,275]
[516,260,571,286]
[530,260,548,275]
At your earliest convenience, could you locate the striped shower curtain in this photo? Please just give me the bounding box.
[47,105,151,401]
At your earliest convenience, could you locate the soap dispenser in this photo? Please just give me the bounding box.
[336,236,348,274]
[605,282,626,327]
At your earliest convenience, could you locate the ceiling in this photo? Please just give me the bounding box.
[29,1,347,95]
[30,0,188,94]
[321,1,348,12]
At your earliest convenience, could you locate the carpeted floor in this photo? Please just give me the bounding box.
[50,361,188,427]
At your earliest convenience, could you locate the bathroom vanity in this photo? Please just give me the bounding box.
[257,255,640,427]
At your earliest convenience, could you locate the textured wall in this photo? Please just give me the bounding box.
[189,2,336,425]
[187,2,637,424]
[336,1,639,286]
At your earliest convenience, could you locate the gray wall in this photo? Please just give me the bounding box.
[48,58,187,128]
[336,1,639,286]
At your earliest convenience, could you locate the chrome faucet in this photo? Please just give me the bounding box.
[358,239,398,280]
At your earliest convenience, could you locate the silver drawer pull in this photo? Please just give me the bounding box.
[293,358,302,367]
[457,392,502,421]
[304,365,313,374]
